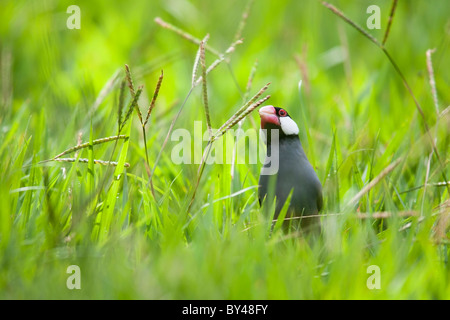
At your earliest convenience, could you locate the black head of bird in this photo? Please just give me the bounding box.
[258,105,323,233]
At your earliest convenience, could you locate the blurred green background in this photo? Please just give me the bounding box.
[0,0,449,299]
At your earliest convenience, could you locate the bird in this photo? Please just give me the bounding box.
[258,105,323,233]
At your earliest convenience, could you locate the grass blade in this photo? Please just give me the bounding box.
[51,135,128,160]
[382,0,399,46]
[95,121,132,242]
[144,70,164,127]
[200,38,213,138]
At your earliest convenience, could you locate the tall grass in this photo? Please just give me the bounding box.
[0,0,449,299]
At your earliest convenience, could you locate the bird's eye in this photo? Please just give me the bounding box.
[278,109,287,117]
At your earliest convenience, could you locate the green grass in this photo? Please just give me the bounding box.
[0,0,449,299]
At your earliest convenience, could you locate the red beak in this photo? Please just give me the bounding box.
[259,105,279,129]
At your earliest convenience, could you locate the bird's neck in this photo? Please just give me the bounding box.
[266,133,303,157]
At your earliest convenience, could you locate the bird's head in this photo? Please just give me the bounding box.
[259,105,299,137]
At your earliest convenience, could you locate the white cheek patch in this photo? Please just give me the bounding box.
[279,116,299,135]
